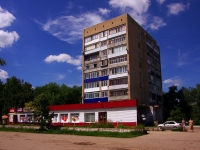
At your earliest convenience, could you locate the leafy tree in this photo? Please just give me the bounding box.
[1,76,34,114]
[163,86,179,121]
[0,58,6,66]
[32,93,54,130]
[167,107,186,121]
[34,83,82,105]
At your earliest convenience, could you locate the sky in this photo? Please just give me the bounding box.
[0,0,199,91]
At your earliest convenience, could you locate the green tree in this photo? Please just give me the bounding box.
[33,93,54,130]
[1,76,34,114]
[0,58,6,66]
[167,107,186,121]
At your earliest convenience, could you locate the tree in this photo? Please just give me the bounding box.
[167,107,186,121]
[32,93,54,130]
[1,76,34,114]
[0,58,6,66]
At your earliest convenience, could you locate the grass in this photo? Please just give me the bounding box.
[0,126,146,138]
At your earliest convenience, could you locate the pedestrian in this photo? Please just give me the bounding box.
[189,118,194,132]
[182,118,186,132]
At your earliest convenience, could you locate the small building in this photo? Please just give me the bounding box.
[7,99,137,127]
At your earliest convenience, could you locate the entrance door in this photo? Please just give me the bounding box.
[99,112,107,123]
[13,115,18,124]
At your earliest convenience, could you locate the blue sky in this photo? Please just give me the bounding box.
[0,0,199,91]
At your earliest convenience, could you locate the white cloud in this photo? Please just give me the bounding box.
[109,0,151,25]
[42,12,104,43]
[0,69,8,79]
[148,16,166,30]
[0,6,16,28]
[77,66,82,70]
[167,3,190,16]
[56,74,65,80]
[98,8,110,16]
[44,53,82,66]
[0,30,19,49]
[156,0,166,5]
[0,6,19,49]
[163,77,181,86]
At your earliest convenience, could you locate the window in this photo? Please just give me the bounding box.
[139,72,142,77]
[84,82,99,89]
[102,60,108,66]
[85,92,100,99]
[61,114,68,123]
[109,35,126,44]
[85,43,98,51]
[85,113,95,122]
[141,93,144,98]
[139,62,142,68]
[94,64,97,68]
[101,31,107,37]
[101,40,107,47]
[101,49,107,56]
[84,72,99,79]
[85,65,89,70]
[137,34,141,39]
[138,42,141,49]
[85,34,98,43]
[71,113,79,123]
[102,91,108,97]
[140,82,143,88]
[110,77,128,86]
[101,80,107,86]
[110,56,127,64]
[110,89,128,96]
[110,66,127,75]
[101,70,107,76]
[92,34,98,40]
[109,24,126,35]
[109,45,126,54]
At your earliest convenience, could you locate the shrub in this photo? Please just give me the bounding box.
[134,124,145,129]
[116,124,126,129]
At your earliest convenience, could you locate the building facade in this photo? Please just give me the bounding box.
[82,14,163,124]
[7,100,137,126]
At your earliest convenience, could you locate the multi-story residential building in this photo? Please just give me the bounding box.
[82,14,163,124]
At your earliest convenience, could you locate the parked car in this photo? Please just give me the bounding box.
[158,121,182,130]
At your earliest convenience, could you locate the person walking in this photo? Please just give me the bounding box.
[182,118,186,132]
[189,118,194,132]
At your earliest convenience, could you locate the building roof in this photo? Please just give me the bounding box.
[49,99,137,111]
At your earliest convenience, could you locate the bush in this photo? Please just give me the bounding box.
[116,124,126,129]
[134,124,145,129]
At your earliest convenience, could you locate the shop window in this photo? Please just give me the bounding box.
[85,113,95,122]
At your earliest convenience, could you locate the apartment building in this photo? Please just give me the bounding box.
[82,14,163,124]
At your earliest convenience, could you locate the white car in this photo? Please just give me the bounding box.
[158,121,182,130]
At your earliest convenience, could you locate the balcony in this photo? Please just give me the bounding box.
[109,84,128,90]
[107,40,126,48]
[84,87,100,93]
[85,57,100,64]
[85,38,100,46]
[109,72,128,79]
[108,50,127,59]
[101,86,108,91]
[85,47,101,55]
[108,31,126,39]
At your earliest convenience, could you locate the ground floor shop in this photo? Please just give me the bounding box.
[7,99,138,126]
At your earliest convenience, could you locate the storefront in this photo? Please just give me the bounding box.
[7,99,137,126]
